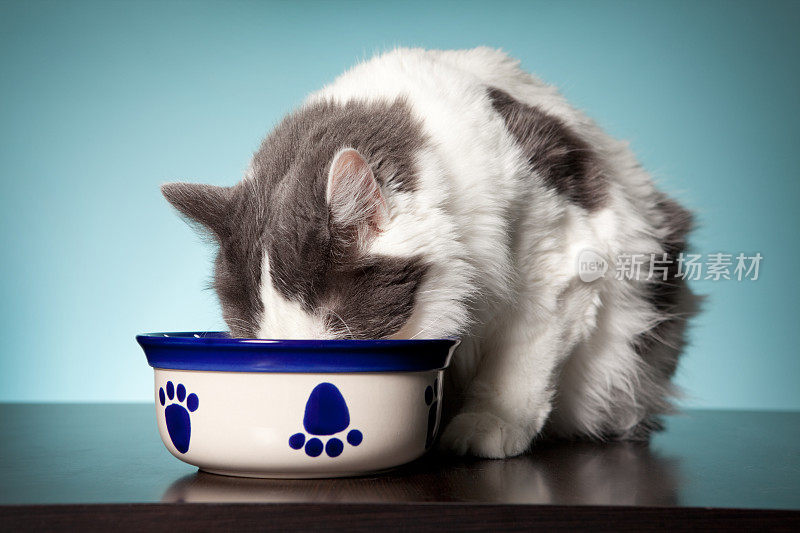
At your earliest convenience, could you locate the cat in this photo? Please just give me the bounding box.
[161,48,696,458]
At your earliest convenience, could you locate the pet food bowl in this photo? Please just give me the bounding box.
[137,332,458,478]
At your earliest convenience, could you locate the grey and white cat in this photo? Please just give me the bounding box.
[162,48,696,458]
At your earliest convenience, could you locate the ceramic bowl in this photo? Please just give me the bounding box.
[137,332,458,478]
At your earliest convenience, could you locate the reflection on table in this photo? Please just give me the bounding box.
[162,440,678,505]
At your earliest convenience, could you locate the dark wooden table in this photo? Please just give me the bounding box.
[1,405,798,530]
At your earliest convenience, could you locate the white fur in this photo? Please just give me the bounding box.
[257,48,689,457]
[257,254,332,339]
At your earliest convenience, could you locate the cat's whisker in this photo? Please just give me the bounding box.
[325,308,355,340]
[409,313,449,340]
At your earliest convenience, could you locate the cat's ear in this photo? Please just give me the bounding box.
[161,182,233,239]
[326,148,387,237]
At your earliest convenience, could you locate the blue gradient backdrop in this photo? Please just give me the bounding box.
[1,0,798,408]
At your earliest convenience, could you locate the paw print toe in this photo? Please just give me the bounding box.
[186,393,199,412]
[325,438,343,457]
[289,433,306,450]
[305,438,323,457]
[346,429,363,446]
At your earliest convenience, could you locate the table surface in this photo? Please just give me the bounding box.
[1,404,799,530]
[0,404,798,509]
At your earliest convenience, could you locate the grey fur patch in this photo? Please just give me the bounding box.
[164,97,429,338]
[160,183,234,240]
[635,194,694,369]
[321,256,428,339]
[627,193,698,438]
[487,87,607,211]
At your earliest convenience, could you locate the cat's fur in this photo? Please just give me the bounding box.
[162,48,696,458]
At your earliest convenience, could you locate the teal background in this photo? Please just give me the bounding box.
[1,0,798,408]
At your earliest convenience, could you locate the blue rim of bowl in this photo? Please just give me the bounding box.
[137,332,460,373]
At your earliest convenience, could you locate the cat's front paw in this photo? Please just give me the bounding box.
[439,411,533,459]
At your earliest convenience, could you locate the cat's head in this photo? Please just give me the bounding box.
[162,99,473,339]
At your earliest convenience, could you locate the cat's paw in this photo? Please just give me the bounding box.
[439,411,532,459]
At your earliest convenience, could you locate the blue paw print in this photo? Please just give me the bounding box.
[289,382,362,458]
[425,376,441,449]
[159,381,199,454]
